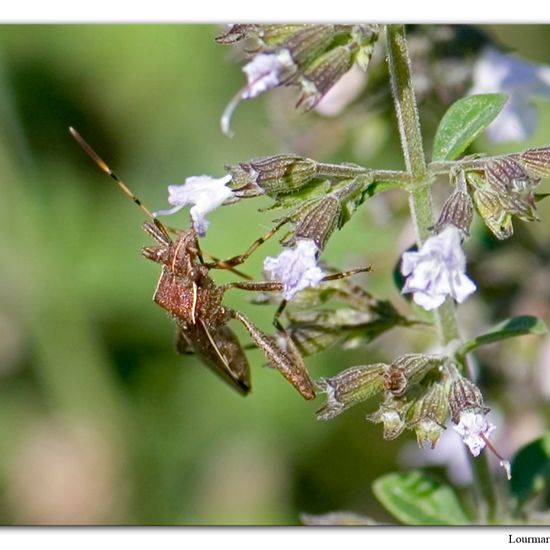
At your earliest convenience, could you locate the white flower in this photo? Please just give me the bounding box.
[401,226,476,311]
[154,174,233,237]
[469,46,550,143]
[453,410,496,457]
[242,50,295,99]
[263,239,325,300]
[221,50,296,136]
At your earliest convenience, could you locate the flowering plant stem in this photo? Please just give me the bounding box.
[385,24,498,524]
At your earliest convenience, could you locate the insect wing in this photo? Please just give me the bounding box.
[176,322,251,395]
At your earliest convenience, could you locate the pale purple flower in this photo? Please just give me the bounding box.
[221,50,296,136]
[263,239,325,300]
[401,226,476,311]
[154,174,233,237]
[242,50,295,99]
[469,46,550,143]
[453,410,496,457]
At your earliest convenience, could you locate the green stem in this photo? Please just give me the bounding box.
[316,162,411,186]
[385,26,427,181]
[429,159,487,177]
[385,24,498,524]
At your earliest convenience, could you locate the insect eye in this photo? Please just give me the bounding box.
[188,267,200,281]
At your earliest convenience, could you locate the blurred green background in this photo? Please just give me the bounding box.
[0,24,549,525]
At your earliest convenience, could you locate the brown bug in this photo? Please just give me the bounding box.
[69,127,369,399]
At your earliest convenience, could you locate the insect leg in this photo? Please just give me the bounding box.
[205,218,288,270]
[198,252,253,280]
[230,309,315,400]
[320,265,372,282]
[222,281,283,293]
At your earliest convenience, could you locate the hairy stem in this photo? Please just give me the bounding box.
[385,24,498,524]
[315,162,412,186]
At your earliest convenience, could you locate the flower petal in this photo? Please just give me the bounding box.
[263,239,325,300]
[154,174,233,236]
[411,289,447,311]
[450,272,477,304]
[242,51,295,99]
[453,410,496,457]
[401,227,476,311]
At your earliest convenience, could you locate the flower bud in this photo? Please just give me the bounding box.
[367,395,416,440]
[468,161,540,239]
[259,25,310,47]
[215,24,259,44]
[282,196,341,251]
[408,381,449,449]
[470,180,514,240]
[519,146,550,179]
[448,374,489,424]
[297,45,354,111]
[473,186,538,239]
[498,188,539,222]
[277,25,336,67]
[331,177,368,225]
[316,364,386,421]
[351,24,380,71]
[485,155,530,194]
[226,155,318,197]
[383,354,444,396]
[433,172,473,236]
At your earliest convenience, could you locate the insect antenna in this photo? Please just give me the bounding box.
[69,127,170,240]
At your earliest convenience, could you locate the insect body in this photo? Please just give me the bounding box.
[141,219,252,394]
[69,127,316,399]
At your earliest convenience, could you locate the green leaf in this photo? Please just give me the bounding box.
[372,471,470,525]
[511,433,550,509]
[364,180,403,197]
[456,316,548,361]
[535,193,550,203]
[432,93,508,161]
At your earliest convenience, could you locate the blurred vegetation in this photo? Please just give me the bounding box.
[0,24,549,525]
